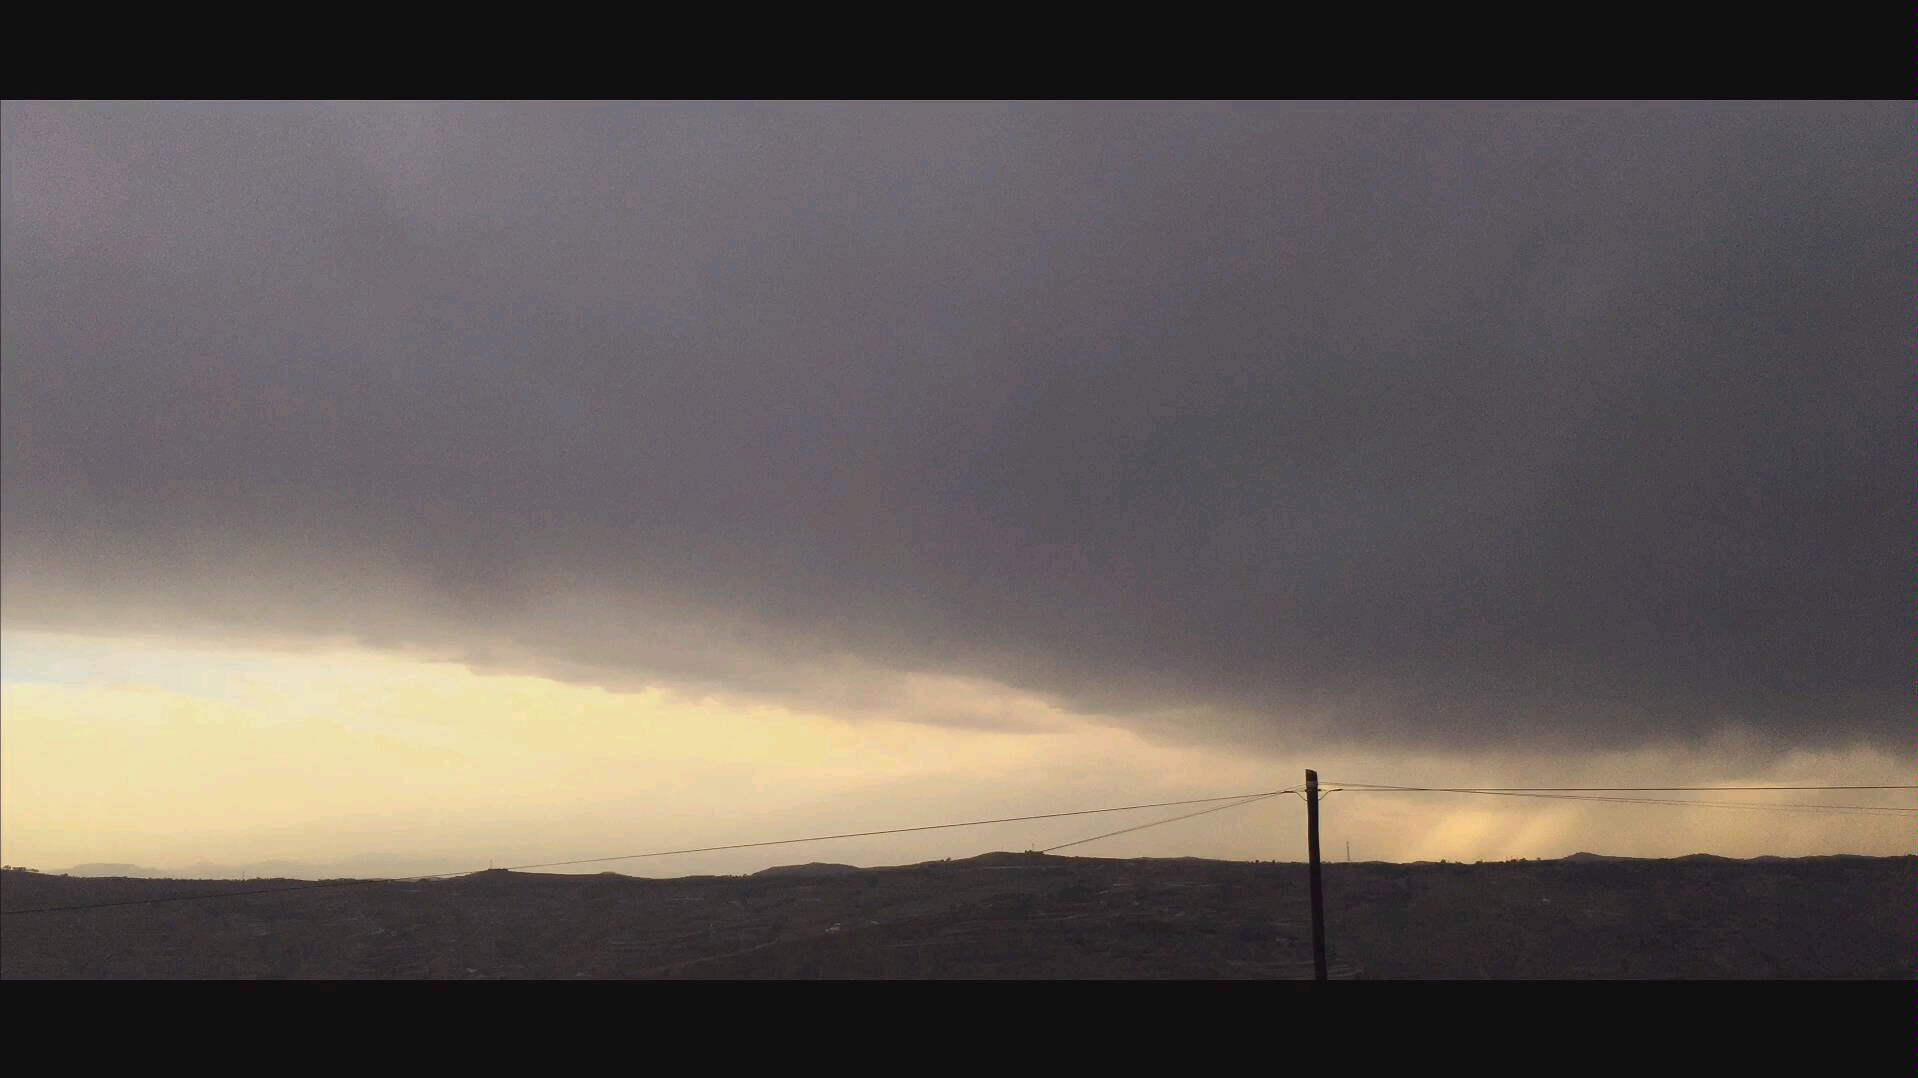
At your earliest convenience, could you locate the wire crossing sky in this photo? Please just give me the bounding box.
[8,778,1905,916]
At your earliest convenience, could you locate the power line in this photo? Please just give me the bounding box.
[1316,783,1916,815]
[1042,791,1292,854]
[1514,793,1909,815]
[7,779,1906,917]
[1321,782,1917,792]
[499,789,1295,871]
[0,788,1291,917]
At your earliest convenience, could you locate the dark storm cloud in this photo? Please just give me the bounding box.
[4,101,1909,752]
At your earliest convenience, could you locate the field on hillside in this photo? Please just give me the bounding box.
[3,853,1911,979]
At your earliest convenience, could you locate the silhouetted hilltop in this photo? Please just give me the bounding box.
[1561,852,1863,865]
[967,851,1055,865]
[752,862,861,878]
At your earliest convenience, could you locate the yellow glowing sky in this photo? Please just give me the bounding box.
[2,629,1911,878]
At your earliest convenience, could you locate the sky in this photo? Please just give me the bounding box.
[2,101,1912,879]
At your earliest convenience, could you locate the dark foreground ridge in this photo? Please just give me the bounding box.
[4,852,1911,978]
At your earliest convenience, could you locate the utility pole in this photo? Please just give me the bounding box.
[1306,769,1327,982]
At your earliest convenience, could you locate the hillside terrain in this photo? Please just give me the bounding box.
[3,853,1910,979]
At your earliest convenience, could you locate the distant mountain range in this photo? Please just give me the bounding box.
[1563,852,1792,864]
[63,863,170,878]
[57,857,459,880]
[40,850,1851,880]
